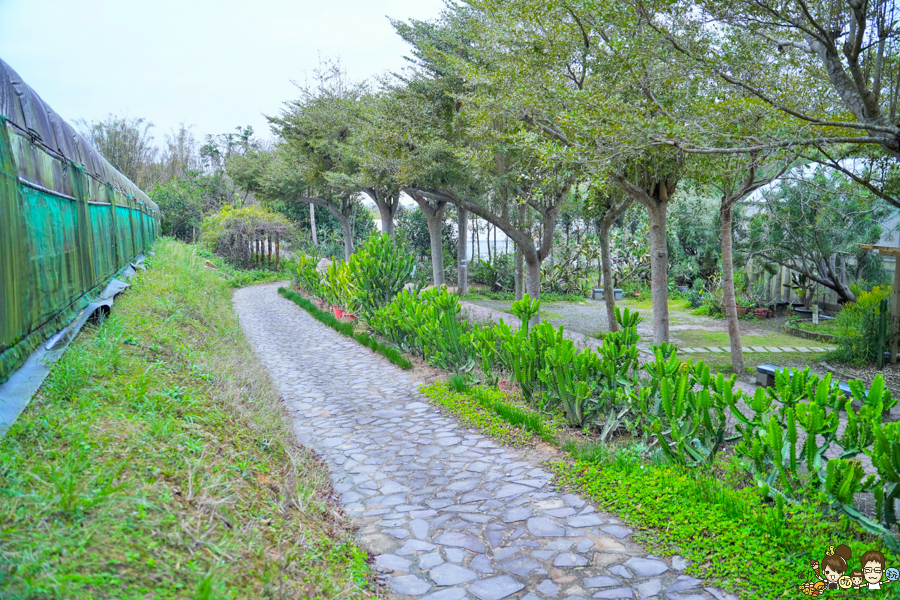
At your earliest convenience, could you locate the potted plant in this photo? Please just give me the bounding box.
[333,306,344,318]
[735,293,755,317]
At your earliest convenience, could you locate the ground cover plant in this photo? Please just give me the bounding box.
[0,240,373,599]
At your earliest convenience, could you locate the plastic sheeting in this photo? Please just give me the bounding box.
[0,56,160,384]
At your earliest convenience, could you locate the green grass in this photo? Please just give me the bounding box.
[673,327,830,350]
[683,351,826,375]
[461,290,586,303]
[195,247,294,288]
[794,319,841,336]
[278,288,412,370]
[0,240,373,599]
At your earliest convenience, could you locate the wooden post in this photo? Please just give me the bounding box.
[275,235,280,270]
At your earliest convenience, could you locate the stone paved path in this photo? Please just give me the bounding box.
[234,284,739,600]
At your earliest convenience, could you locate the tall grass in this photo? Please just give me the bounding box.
[0,240,372,599]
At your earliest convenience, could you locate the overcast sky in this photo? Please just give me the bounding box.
[0,0,445,145]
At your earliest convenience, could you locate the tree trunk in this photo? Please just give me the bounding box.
[515,243,523,300]
[721,201,745,375]
[340,216,353,261]
[599,221,618,333]
[493,221,498,258]
[379,205,395,237]
[426,210,446,286]
[525,253,542,326]
[647,201,670,345]
[474,218,480,263]
[471,218,476,264]
[515,203,527,300]
[310,203,318,247]
[458,207,469,295]
[275,235,280,270]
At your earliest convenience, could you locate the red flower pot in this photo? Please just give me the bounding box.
[345,314,357,321]
[333,307,344,318]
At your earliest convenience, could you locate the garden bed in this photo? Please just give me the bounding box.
[783,322,838,343]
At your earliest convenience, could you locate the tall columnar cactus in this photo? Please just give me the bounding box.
[538,341,602,426]
[473,325,498,383]
[650,371,730,467]
[870,421,900,530]
[850,375,896,412]
[511,293,540,332]
[795,401,839,475]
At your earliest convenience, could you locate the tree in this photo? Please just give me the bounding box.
[78,115,158,189]
[651,0,900,159]
[703,154,794,374]
[267,61,376,260]
[586,183,634,333]
[748,167,895,305]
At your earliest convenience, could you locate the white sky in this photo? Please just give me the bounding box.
[0,0,445,145]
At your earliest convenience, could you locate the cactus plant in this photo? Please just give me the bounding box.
[511,293,540,332]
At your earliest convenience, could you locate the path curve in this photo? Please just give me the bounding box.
[233,283,737,600]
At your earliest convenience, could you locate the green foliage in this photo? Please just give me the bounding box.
[420,382,554,446]
[150,173,207,241]
[396,205,458,269]
[541,239,597,295]
[200,205,293,268]
[194,247,291,288]
[828,286,892,366]
[345,234,417,317]
[748,167,892,304]
[555,459,896,599]
[511,293,541,330]
[294,252,324,298]
[666,186,729,285]
[279,288,412,370]
[470,253,516,292]
[421,382,557,445]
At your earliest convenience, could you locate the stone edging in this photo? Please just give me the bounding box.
[783,323,837,343]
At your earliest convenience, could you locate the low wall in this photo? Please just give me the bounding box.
[783,323,837,343]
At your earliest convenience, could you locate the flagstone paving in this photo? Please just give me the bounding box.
[233,284,739,600]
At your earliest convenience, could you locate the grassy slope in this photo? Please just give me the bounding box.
[0,240,372,599]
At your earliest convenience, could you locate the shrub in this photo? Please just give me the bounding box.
[200,206,293,268]
[470,254,515,292]
[828,286,891,366]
